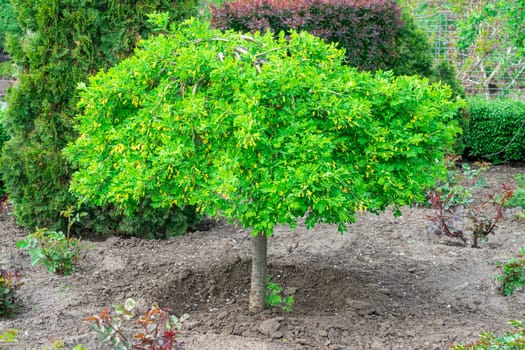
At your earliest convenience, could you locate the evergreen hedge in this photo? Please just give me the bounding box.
[0,0,22,53]
[1,0,200,237]
[464,97,525,162]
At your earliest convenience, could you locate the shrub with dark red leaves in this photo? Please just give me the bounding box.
[211,0,430,74]
[0,269,23,318]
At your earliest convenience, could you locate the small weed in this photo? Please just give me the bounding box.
[0,269,23,318]
[451,320,525,349]
[514,210,525,222]
[57,283,73,298]
[43,339,87,350]
[427,160,514,247]
[266,276,294,312]
[16,229,82,275]
[0,328,18,343]
[496,247,525,296]
[86,298,188,350]
[16,207,85,275]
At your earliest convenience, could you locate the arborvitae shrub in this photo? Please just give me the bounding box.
[464,98,525,162]
[211,0,433,76]
[430,60,467,154]
[0,107,8,198]
[389,9,434,77]
[84,202,200,240]
[0,0,22,53]
[1,0,200,236]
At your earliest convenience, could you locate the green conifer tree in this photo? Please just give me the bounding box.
[2,0,199,236]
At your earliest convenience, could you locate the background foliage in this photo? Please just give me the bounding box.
[211,0,435,77]
[402,0,525,99]
[1,0,200,236]
[0,61,14,79]
[463,98,525,162]
[210,0,466,155]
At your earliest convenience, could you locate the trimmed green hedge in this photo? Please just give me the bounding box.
[464,98,525,162]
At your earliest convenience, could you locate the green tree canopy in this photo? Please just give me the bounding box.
[65,19,463,311]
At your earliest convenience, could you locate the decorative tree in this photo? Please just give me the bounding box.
[65,19,463,312]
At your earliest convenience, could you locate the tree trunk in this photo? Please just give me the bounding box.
[249,233,267,313]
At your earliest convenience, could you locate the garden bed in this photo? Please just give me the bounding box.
[1,164,524,349]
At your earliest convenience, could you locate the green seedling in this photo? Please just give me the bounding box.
[496,247,525,296]
[452,320,525,349]
[0,328,18,343]
[266,276,294,312]
[16,207,85,275]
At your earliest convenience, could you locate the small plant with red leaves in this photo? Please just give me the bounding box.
[85,298,188,350]
[427,162,514,248]
[0,269,23,318]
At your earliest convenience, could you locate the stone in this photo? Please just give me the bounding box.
[330,345,347,350]
[327,328,340,341]
[258,318,283,339]
[216,310,229,320]
[370,339,384,349]
[184,320,202,330]
[345,299,376,316]
[296,338,313,346]
[284,287,298,295]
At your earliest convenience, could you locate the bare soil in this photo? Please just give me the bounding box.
[1,164,525,350]
[0,80,14,95]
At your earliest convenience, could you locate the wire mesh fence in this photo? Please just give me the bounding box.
[412,2,525,98]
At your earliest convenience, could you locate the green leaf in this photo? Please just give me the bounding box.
[15,240,29,249]
[123,298,136,312]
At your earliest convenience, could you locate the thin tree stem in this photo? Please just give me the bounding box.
[249,233,267,313]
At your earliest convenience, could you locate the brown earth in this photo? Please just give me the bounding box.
[0,80,15,98]
[1,164,525,349]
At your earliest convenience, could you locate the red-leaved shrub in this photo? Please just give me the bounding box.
[211,0,406,72]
